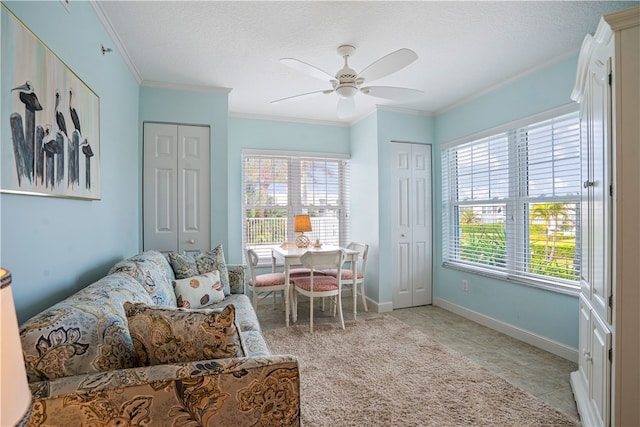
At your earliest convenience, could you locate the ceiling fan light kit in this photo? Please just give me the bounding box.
[272,44,423,118]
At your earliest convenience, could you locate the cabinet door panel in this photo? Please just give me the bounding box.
[587,52,612,323]
[590,312,611,427]
[577,295,591,384]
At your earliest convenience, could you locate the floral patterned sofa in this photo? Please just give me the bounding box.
[19,250,300,426]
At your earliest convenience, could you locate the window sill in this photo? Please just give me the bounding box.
[442,261,580,297]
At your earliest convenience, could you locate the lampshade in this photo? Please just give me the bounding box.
[1,269,32,426]
[294,215,312,233]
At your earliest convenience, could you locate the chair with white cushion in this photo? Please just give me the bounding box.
[291,249,346,333]
[245,247,290,326]
[322,242,369,313]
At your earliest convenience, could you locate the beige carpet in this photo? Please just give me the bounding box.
[264,315,579,427]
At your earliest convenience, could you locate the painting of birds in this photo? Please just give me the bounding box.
[3,9,100,199]
[12,81,43,111]
[11,81,43,184]
[69,89,81,134]
[81,140,94,189]
[55,90,67,138]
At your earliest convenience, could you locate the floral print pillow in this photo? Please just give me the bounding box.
[168,245,231,296]
[124,302,243,366]
[173,271,225,309]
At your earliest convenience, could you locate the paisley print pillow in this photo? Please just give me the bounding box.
[124,303,243,366]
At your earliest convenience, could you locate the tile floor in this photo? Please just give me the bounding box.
[256,293,580,424]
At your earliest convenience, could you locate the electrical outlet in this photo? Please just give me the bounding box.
[462,280,469,292]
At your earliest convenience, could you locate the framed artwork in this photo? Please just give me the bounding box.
[1,5,100,200]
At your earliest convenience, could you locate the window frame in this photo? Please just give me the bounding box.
[441,104,581,295]
[242,149,350,265]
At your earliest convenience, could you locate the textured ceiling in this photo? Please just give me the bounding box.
[96,1,639,125]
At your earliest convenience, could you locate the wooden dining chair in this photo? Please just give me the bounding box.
[322,242,369,313]
[290,249,346,333]
[245,247,290,326]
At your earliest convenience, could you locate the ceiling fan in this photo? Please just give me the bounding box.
[271,44,423,119]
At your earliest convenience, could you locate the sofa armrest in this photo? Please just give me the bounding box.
[227,263,246,294]
[27,355,300,427]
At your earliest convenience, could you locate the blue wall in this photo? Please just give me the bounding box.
[432,54,580,348]
[138,85,230,258]
[350,113,380,301]
[1,2,140,323]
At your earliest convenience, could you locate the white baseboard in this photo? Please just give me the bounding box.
[370,299,393,313]
[434,297,578,362]
[339,289,393,313]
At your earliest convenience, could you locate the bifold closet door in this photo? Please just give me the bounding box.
[143,123,210,253]
[391,142,433,309]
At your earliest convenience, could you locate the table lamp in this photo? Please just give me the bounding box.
[1,268,33,426]
[294,214,312,248]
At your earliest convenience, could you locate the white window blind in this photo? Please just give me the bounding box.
[442,110,581,291]
[242,151,350,264]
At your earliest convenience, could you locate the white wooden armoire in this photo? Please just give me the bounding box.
[570,6,639,427]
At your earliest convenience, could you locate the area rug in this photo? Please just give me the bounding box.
[264,315,579,427]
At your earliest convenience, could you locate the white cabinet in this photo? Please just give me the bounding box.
[143,123,210,253]
[570,6,639,427]
[391,142,432,308]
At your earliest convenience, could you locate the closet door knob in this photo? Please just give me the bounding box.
[401,234,406,237]
[583,180,595,188]
[188,239,196,244]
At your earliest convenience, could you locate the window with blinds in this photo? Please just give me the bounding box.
[242,151,350,264]
[442,110,580,291]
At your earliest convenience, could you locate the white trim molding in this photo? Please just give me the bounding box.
[370,299,394,313]
[90,1,142,83]
[434,297,578,362]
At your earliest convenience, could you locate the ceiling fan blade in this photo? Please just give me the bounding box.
[358,48,418,83]
[360,86,423,101]
[271,89,333,105]
[280,58,335,82]
[337,97,355,119]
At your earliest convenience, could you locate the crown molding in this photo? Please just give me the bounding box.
[228,111,348,127]
[375,104,434,117]
[141,80,232,94]
[437,49,579,115]
[89,1,142,84]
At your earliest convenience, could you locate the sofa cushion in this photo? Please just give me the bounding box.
[124,303,244,366]
[168,245,231,295]
[173,271,225,309]
[20,273,153,382]
[108,250,176,306]
[208,293,261,333]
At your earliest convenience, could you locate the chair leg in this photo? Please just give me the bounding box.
[284,285,290,327]
[252,287,258,311]
[309,296,314,333]
[292,288,298,323]
[337,292,345,330]
[359,281,368,312]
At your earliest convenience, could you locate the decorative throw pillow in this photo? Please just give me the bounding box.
[168,245,231,296]
[173,270,225,309]
[123,302,243,366]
